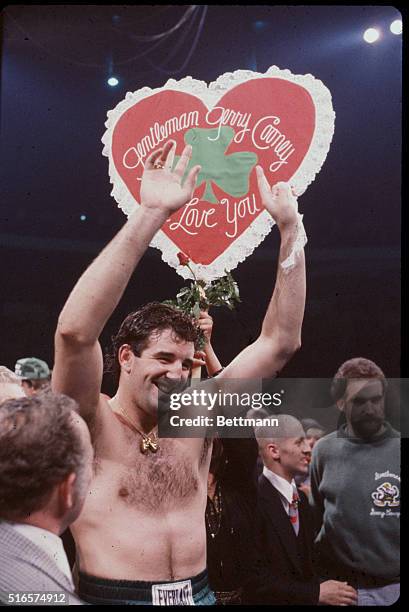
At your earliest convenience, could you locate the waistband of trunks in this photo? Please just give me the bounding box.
[78,568,210,603]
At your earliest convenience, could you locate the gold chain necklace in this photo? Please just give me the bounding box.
[118,407,159,455]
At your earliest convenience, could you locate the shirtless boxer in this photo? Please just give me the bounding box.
[52,140,306,604]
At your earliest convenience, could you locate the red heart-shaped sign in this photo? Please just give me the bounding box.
[103,67,334,280]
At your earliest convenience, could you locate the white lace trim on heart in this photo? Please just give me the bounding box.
[102,66,334,281]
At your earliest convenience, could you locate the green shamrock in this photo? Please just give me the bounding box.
[174,126,258,204]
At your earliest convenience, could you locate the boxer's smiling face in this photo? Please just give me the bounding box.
[119,328,194,418]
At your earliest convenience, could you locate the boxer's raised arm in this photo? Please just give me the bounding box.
[53,141,200,420]
[219,169,306,380]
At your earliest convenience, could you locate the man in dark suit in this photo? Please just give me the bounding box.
[251,414,357,606]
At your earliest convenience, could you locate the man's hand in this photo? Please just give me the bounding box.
[256,166,299,230]
[197,310,223,376]
[298,482,311,497]
[192,351,206,370]
[140,140,201,215]
[198,310,214,344]
[319,580,358,606]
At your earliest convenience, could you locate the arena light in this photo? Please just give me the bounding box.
[80,214,87,222]
[390,20,402,35]
[363,28,380,44]
[253,20,268,31]
[107,77,119,87]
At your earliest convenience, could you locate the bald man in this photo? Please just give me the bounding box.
[250,415,357,606]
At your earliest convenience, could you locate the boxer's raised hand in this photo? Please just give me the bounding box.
[256,166,299,230]
[140,140,201,215]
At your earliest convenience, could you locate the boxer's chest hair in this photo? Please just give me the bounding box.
[117,436,204,512]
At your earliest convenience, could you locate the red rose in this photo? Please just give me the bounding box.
[177,252,190,266]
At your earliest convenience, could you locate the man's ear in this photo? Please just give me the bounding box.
[118,344,134,372]
[22,380,35,397]
[58,472,77,515]
[267,442,280,460]
[336,398,345,413]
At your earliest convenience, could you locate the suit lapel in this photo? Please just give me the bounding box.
[258,475,303,574]
[0,523,74,593]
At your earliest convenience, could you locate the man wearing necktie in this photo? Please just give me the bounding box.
[249,414,357,605]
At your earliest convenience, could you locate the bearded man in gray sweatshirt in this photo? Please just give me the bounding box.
[310,357,400,606]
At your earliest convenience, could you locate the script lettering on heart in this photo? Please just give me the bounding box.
[102,66,335,281]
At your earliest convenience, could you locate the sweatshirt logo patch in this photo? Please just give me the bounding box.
[371,482,400,507]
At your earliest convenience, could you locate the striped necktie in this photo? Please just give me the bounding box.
[289,485,300,536]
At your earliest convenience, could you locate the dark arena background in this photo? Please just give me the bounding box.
[0,5,402,400]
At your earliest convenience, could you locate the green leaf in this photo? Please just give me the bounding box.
[203,270,241,310]
[192,302,201,319]
[163,271,240,350]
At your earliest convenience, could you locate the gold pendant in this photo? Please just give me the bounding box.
[140,436,159,454]
[148,439,159,453]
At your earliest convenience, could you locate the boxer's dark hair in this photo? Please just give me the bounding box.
[331,357,387,402]
[106,302,202,385]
